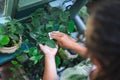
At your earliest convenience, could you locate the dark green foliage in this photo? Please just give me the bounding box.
[25,6,71,48]
[23,7,73,67]
[24,47,43,64]
[9,60,25,80]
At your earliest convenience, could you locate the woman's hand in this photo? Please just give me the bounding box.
[39,44,58,80]
[51,31,76,50]
[39,44,58,57]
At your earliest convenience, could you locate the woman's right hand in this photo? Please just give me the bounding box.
[51,31,76,50]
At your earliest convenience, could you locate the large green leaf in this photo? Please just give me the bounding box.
[0,35,10,45]
[38,38,49,44]
[46,39,56,48]
[37,38,56,48]
[68,20,75,33]
[55,56,61,68]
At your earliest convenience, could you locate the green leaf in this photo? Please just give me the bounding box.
[30,32,39,39]
[32,48,38,56]
[38,38,49,44]
[24,39,29,44]
[9,34,19,41]
[55,56,61,68]
[0,35,10,45]
[10,25,16,33]
[23,49,29,53]
[30,55,43,64]
[68,20,75,33]
[36,55,44,60]
[34,60,38,64]
[11,60,18,65]
[58,48,68,59]
[28,47,38,56]
[59,25,67,33]
[15,63,22,68]
[38,38,56,48]
[10,67,16,72]
[46,39,56,48]
[16,55,25,62]
[30,56,36,61]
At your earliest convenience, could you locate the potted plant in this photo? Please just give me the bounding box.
[0,19,24,53]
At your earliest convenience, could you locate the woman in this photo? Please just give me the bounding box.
[40,0,120,80]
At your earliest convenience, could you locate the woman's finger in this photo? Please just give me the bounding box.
[39,44,45,50]
[51,35,61,40]
[51,33,63,37]
[51,31,65,36]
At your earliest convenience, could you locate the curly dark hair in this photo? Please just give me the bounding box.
[86,0,120,80]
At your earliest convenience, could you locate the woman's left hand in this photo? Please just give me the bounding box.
[39,44,58,57]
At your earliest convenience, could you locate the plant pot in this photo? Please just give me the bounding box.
[0,36,22,54]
